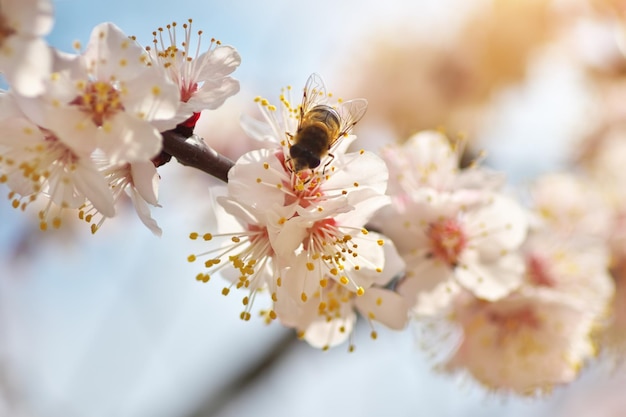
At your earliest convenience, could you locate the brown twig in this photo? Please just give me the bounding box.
[160,128,234,183]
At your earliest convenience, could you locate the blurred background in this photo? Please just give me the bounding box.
[2,0,626,416]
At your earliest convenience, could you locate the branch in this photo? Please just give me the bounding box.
[161,128,234,183]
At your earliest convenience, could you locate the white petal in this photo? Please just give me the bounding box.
[123,68,180,121]
[398,259,457,315]
[84,23,145,82]
[355,287,409,330]
[456,251,525,301]
[128,186,162,237]
[303,310,356,349]
[187,77,240,111]
[467,194,529,257]
[97,112,162,164]
[0,37,51,96]
[196,45,241,78]
[130,161,159,206]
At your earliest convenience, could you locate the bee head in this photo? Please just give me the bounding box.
[290,144,321,171]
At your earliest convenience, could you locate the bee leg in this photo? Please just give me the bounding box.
[322,152,335,176]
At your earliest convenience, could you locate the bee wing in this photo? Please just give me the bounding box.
[300,73,329,115]
[336,98,368,137]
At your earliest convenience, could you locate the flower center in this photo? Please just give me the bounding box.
[526,254,555,287]
[426,218,466,266]
[485,306,542,352]
[0,13,16,46]
[71,81,124,126]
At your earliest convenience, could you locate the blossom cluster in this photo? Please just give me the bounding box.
[188,80,408,351]
[1,0,625,400]
[0,0,240,235]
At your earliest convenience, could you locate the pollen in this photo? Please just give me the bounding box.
[356,287,365,296]
[203,233,212,240]
[189,232,199,239]
[301,292,308,302]
[187,254,197,262]
[222,287,230,296]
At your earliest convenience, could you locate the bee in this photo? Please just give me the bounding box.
[289,73,368,172]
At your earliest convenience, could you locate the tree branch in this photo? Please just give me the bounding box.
[161,128,234,183]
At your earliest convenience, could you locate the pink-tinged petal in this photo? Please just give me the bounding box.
[128,186,162,237]
[97,112,162,164]
[196,45,241,79]
[355,287,409,330]
[130,161,159,206]
[0,37,51,96]
[2,0,54,36]
[446,292,597,394]
[123,68,180,121]
[456,251,525,301]
[84,23,146,82]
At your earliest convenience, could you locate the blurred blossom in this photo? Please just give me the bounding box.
[373,131,528,314]
[0,0,54,96]
[342,0,556,141]
[444,288,599,396]
[529,172,613,239]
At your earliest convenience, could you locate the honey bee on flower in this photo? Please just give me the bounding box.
[288,73,368,172]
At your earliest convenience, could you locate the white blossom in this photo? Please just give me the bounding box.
[147,19,241,130]
[18,22,180,164]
